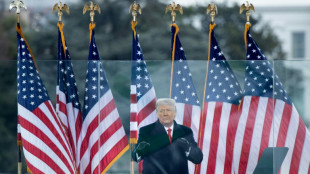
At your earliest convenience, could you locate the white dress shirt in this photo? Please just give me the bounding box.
[164,123,174,138]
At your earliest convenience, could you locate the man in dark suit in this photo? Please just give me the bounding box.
[132,98,203,174]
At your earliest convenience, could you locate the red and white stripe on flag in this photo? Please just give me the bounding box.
[130,85,138,143]
[130,85,157,144]
[195,101,242,174]
[17,25,76,173]
[235,24,310,174]
[56,87,83,165]
[78,90,129,174]
[55,23,83,167]
[233,96,310,174]
[56,87,69,131]
[130,23,158,174]
[18,101,76,173]
[175,103,201,142]
[175,103,201,174]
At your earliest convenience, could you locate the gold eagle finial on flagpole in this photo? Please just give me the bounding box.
[206,2,217,23]
[52,2,70,23]
[83,1,101,23]
[165,2,183,23]
[9,0,27,24]
[240,1,255,24]
[129,1,141,22]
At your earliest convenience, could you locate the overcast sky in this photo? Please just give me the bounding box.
[177,0,310,7]
[5,0,310,8]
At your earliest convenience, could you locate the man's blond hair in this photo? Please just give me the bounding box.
[156,98,177,112]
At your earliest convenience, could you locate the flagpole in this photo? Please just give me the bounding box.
[199,3,217,137]
[165,2,183,98]
[18,146,22,174]
[83,2,101,173]
[53,3,81,173]
[9,1,27,174]
[195,3,217,174]
[238,2,255,111]
[129,2,141,174]
[52,1,70,59]
[240,1,255,49]
[83,1,101,42]
[130,144,135,174]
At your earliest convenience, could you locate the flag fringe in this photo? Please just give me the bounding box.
[201,23,216,113]
[169,24,179,98]
[17,140,22,146]
[57,22,67,58]
[130,138,137,144]
[101,144,130,174]
[89,23,96,42]
[195,22,216,174]
[16,25,38,71]
[131,21,138,40]
[244,23,251,51]
[16,24,34,174]
[239,23,251,112]
[27,167,33,174]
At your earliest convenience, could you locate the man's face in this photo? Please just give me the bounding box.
[157,104,176,127]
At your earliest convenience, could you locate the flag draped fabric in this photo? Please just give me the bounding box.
[170,24,201,141]
[16,25,76,173]
[78,23,129,174]
[170,24,201,173]
[56,22,82,166]
[130,21,157,144]
[195,23,243,174]
[233,24,310,174]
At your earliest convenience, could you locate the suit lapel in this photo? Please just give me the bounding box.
[172,121,180,142]
[173,121,187,142]
[151,121,183,143]
[149,121,170,151]
[153,120,166,135]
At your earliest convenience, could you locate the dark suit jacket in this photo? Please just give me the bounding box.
[132,120,203,174]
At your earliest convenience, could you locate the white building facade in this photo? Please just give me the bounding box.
[255,6,310,127]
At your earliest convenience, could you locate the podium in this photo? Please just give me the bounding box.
[253,147,288,174]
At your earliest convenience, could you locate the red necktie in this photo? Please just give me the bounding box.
[168,128,172,143]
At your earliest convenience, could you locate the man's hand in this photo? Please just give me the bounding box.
[136,141,150,157]
[175,138,190,156]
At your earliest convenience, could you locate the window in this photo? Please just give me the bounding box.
[292,32,305,58]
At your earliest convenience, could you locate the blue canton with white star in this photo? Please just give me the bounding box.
[83,29,110,118]
[17,32,49,111]
[245,28,292,105]
[205,28,243,105]
[131,31,154,101]
[171,26,200,106]
[57,28,81,110]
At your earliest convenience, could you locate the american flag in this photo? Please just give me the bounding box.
[195,24,243,174]
[233,25,310,174]
[130,22,157,144]
[170,24,201,173]
[56,23,82,166]
[78,24,129,174]
[16,25,76,173]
